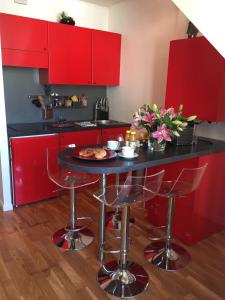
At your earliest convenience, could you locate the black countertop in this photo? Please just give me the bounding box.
[7,121,130,137]
[59,138,225,174]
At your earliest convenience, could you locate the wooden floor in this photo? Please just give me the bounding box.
[0,187,225,300]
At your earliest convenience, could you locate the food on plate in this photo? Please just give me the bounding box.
[79,148,94,157]
[79,147,107,159]
[94,148,107,159]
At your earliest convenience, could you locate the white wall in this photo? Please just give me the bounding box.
[172,0,225,58]
[0,46,13,211]
[107,0,188,123]
[0,0,108,30]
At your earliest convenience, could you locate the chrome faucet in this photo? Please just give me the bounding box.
[94,98,101,121]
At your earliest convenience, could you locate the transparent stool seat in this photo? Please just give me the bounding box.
[158,181,193,198]
[47,147,99,189]
[159,164,208,198]
[94,171,165,208]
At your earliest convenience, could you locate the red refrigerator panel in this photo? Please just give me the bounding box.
[165,37,225,121]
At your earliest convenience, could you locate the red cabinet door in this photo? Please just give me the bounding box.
[0,13,48,68]
[10,134,59,206]
[59,130,101,148]
[40,22,92,85]
[101,127,129,144]
[165,37,225,122]
[146,153,225,245]
[92,30,121,86]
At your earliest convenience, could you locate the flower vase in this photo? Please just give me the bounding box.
[152,140,166,152]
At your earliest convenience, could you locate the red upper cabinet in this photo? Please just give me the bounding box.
[0,13,48,68]
[0,13,121,85]
[40,22,121,86]
[92,30,121,86]
[40,22,92,85]
[165,37,225,122]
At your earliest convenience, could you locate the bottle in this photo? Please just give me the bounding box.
[125,130,131,146]
[129,131,136,149]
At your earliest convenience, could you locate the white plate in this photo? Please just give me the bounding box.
[118,152,139,159]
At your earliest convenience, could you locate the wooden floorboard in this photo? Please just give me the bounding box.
[0,187,225,300]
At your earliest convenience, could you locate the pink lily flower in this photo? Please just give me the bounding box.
[152,123,172,143]
[142,112,156,125]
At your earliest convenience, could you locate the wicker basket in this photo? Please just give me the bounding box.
[172,126,194,146]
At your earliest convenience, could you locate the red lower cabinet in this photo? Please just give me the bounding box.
[146,152,225,245]
[59,129,101,147]
[101,127,129,144]
[10,134,59,206]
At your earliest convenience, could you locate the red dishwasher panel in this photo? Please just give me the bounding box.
[10,134,59,206]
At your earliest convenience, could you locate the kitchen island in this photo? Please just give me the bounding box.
[59,137,225,250]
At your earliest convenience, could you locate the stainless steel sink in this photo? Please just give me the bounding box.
[95,120,119,125]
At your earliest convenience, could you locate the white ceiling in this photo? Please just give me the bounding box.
[80,0,125,7]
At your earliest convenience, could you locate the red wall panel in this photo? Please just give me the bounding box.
[165,37,225,121]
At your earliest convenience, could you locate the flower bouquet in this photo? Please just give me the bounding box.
[132,104,197,151]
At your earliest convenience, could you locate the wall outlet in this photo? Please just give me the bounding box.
[14,0,28,5]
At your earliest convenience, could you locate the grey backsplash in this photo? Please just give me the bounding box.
[3,67,106,124]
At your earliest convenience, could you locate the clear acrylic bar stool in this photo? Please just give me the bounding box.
[144,164,208,271]
[93,170,164,298]
[47,145,99,250]
[104,134,136,230]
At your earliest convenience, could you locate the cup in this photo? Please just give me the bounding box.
[122,146,134,157]
[107,140,119,150]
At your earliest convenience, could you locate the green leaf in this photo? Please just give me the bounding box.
[172,120,182,125]
[187,115,197,121]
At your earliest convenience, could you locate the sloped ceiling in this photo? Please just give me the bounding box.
[172,0,225,58]
[80,0,125,7]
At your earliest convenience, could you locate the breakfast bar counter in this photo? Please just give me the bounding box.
[59,137,225,174]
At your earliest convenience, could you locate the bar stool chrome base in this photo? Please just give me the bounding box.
[97,260,149,298]
[147,242,191,271]
[105,211,135,230]
[144,241,165,262]
[52,227,94,251]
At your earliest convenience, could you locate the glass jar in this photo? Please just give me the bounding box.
[152,140,166,151]
[129,131,136,149]
[125,130,131,146]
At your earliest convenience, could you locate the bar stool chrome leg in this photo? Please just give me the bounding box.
[52,184,94,250]
[105,208,135,230]
[97,206,149,298]
[150,197,190,271]
[105,173,135,230]
[98,174,106,263]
